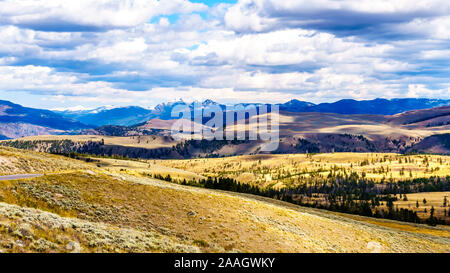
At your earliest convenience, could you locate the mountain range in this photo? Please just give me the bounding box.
[1,98,450,139]
[280,98,450,115]
[55,106,154,127]
[0,100,91,139]
[57,98,450,126]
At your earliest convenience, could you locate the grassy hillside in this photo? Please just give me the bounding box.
[12,135,178,149]
[393,192,449,219]
[155,153,450,187]
[155,153,450,224]
[0,146,89,176]
[0,146,449,253]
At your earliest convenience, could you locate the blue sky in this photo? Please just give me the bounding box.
[0,0,448,110]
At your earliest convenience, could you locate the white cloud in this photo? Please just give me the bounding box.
[159,17,170,27]
[407,84,450,98]
[0,65,126,97]
[86,38,149,63]
[0,0,448,108]
[0,57,17,65]
[0,0,207,30]
[420,49,450,60]
[224,0,450,35]
[50,105,95,111]
[395,16,450,40]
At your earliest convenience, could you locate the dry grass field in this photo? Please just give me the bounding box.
[0,146,89,176]
[155,153,450,188]
[14,135,178,149]
[1,171,449,253]
[248,111,450,139]
[393,192,449,219]
[93,157,205,181]
[0,146,449,253]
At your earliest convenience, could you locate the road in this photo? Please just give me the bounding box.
[0,174,43,181]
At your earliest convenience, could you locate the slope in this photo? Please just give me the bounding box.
[0,146,448,253]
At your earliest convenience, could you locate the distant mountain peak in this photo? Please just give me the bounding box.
[285,99,315,105]
[0,100,92,138]
[279,99,316,112]
[2,98,450,132]
[202,99,217,105]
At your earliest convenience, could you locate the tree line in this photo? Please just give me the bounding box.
[152,173,449,226]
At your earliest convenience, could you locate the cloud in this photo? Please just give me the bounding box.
[0,0,207,31]
[0,57,17,65]
[224,0,450,39]
[394,16,450,40]
[50,105,96,111]
[0,0,448,109]
[407,84,450,98]
[0,65,128,97]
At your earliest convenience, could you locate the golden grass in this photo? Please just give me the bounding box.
[92,157,205,181]
[155,153,450,188]
[0,146,449,253]
[393,192,449,219]
[0,146,89,175]
[339,215,450,238]
[0,202,198,253]
[9,135,177,149]
[1,172,447,253]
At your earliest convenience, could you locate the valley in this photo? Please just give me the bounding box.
[2,0,449,259]
[1,98,450,253]
[154,153,450,185]
[0,146,449,253]
[2,101,450,157]
[152,153,450,224]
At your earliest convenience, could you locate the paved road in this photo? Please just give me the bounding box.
[0,174,43,181]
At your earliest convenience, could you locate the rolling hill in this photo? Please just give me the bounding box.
[388,105,450,128]
[0,146,448,253]
[3,104,450,157]
[296,98,450,115]
[0,98,449,138]
[406,134,450,154]
[2,98,450,156]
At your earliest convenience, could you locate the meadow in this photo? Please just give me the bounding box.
[150,153,450,224]
[0,146,449,252]
[393,192,449,219]
[15,135,177,149]
[154,153,450,188]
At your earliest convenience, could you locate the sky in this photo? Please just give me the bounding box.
[0,0,449,110]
